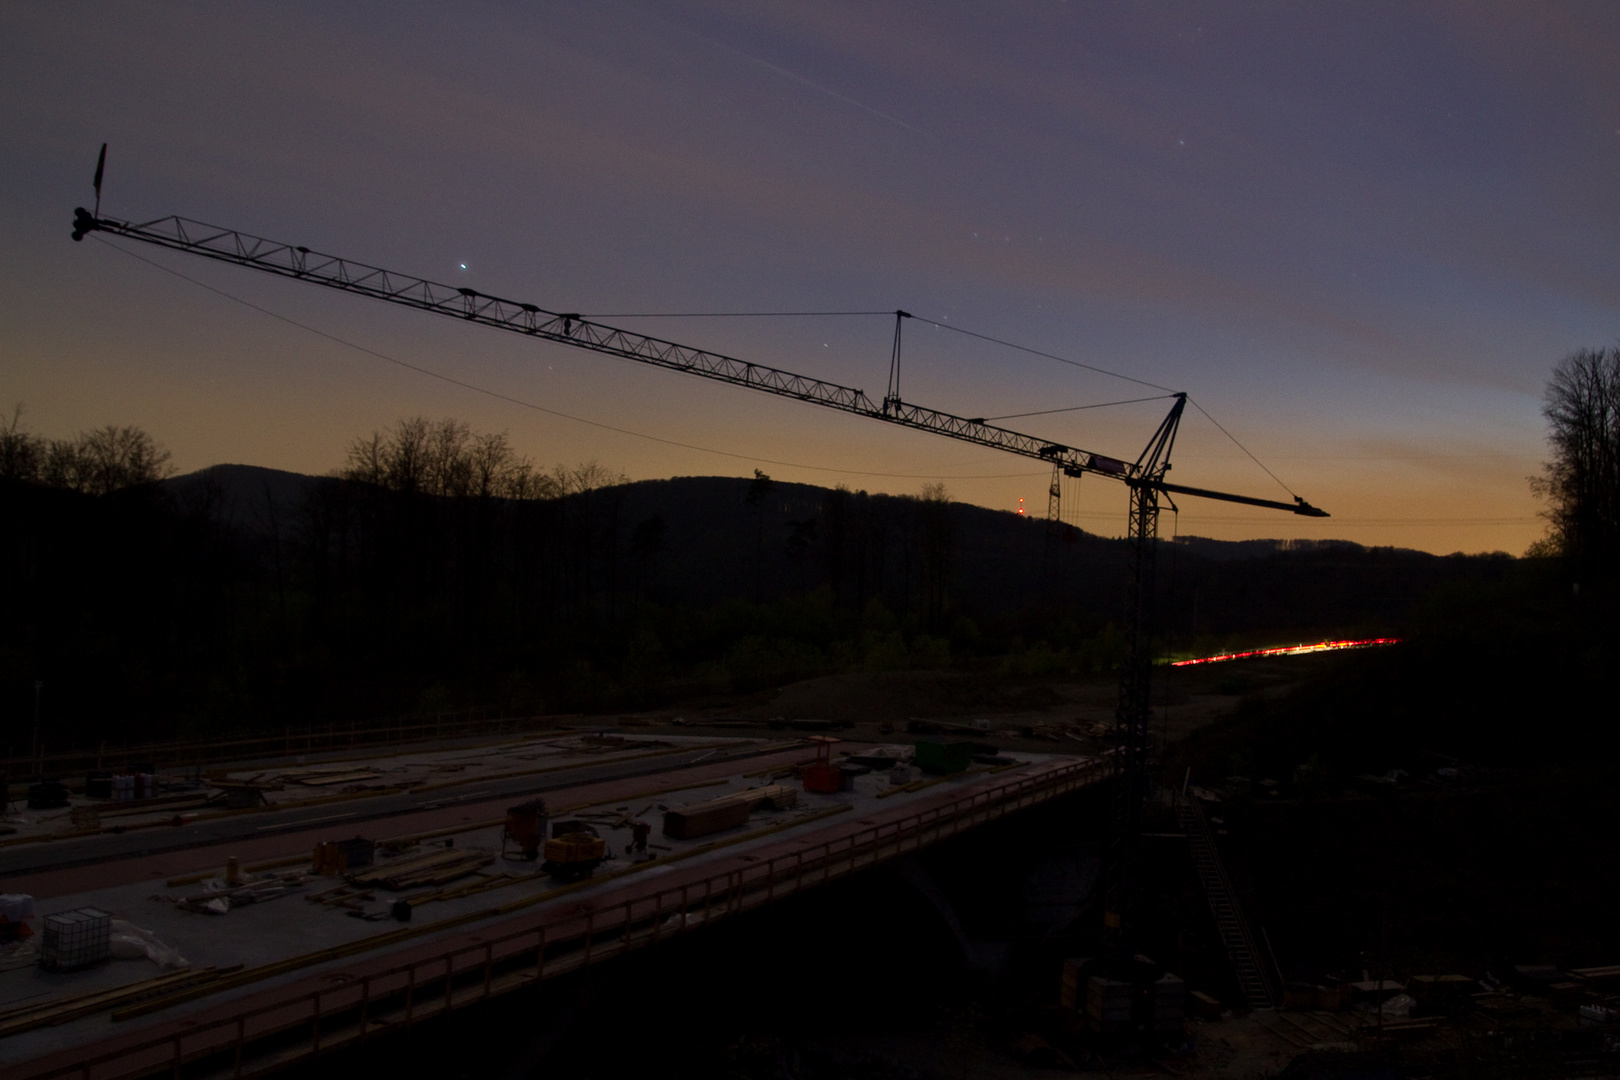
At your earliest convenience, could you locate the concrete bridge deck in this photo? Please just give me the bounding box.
[0,732,1108,1079]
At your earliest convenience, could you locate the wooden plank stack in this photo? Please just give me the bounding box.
[662,784,798,840]
[0,966,239,1038]
[1086,976,1133,1033]
[312,838,375,876]
[174,868,308,913]
[1152,973,1186,1032]
[1059,957,1097,1010]
[1573,965,1620,989]
[347,849,494,890]
[288,770,383,786]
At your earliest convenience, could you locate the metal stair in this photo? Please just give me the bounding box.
[1175,793,1277,1010]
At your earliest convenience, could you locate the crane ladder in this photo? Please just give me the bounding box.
[1175,793,1277,1010]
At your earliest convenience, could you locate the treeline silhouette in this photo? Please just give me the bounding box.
[1,415,1519,751]
[1153,350,1620,979]
[1,407,172,495]
[1532,346,1620,572]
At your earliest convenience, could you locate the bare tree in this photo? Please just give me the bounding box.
[746,469,774,603]
[1532,347,1620,564]
[425,418,473,497]
[341,416,619,501]
[5,413,174,494]
[550,460,625,496]
[469,431,513,498]
[916,481,954,625]
[0,404,46,482]
[90,426,171,492]
[343,430,388,488]
[382,416,431,494]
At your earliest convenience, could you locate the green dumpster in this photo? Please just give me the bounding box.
[914,738,974,775]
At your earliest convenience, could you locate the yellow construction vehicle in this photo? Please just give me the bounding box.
[541,820,607,881]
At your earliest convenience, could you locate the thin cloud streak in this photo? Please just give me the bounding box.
[653,15,936,142]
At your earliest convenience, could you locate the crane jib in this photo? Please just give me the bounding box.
[71,207,1326,518]
[1150,481,1329,517]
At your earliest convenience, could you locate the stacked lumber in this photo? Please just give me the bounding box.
[305,868,522,914]
[165,854,309,889]
[347,849,494,890]
[174,869,308,914]
[398,871,528,909]
[287,770,383,786]
[211,772,285,792]
[304,882,376,909]
[1059,957,1096,1010]
[97,793,214,818]
[689,783,796,812]
[1572,965,1620,989]
[1085,976,1133,1033]
[906,717,987,735]
[876,773,953,799]
[0,965,240,1037]
[662,784,797,840]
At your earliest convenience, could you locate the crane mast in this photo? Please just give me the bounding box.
[72,203,1326,940]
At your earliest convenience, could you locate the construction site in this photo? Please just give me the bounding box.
[0,189,1610,1078]
[0,710,1115,1078]
[5,39,1617,1069]
[1,640,1614,1080]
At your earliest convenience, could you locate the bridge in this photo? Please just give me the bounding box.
[0,724,1109,1079]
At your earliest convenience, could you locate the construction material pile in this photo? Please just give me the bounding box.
[662,783,797,840]
[347,847,495,891]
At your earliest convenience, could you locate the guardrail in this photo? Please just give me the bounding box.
[20,756,1110,1080]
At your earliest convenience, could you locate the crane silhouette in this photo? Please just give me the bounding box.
[72,198,1326,941]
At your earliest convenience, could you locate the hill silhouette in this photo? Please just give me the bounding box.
[0,465,1516,748]
[158,465,1463,620]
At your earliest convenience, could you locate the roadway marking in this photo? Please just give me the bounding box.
[257,812,356,830]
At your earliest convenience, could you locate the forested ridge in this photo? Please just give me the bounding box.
[1,416,1520,750]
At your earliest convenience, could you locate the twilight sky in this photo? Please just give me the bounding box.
[6,2,1619,553]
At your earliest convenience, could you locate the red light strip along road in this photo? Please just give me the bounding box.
[1169,637,1400,667]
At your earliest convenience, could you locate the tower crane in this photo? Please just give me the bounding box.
[71,201,1326,939]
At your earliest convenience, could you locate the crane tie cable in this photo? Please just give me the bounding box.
[582,310,894,318]
[912,317,1175,392]
[96,229,1305,501]
[1187,397,1298,499]
[984,395,1178,421]
[580,307,1175,394]
[583,311,1303,502]
[93,237,1043,483]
